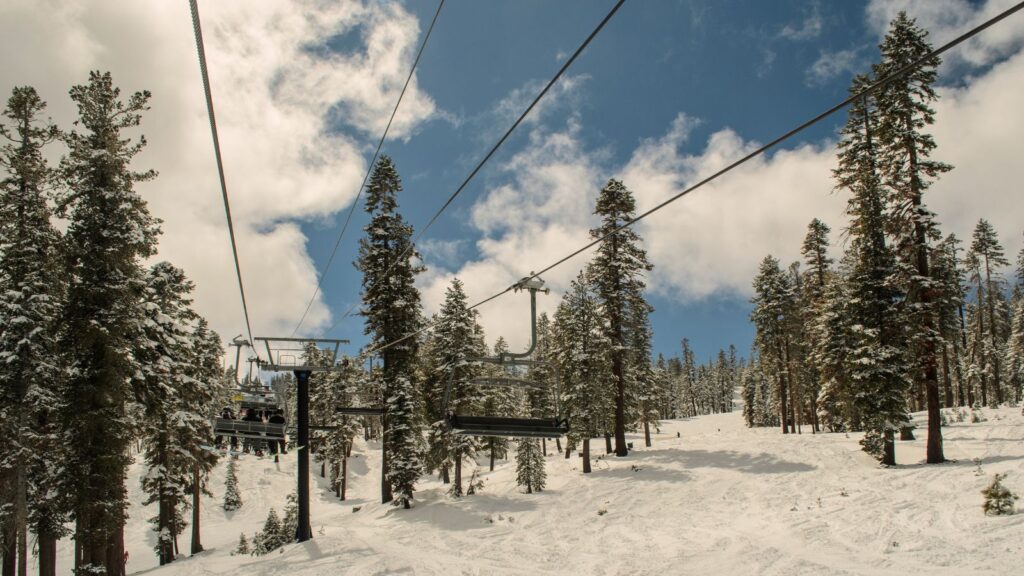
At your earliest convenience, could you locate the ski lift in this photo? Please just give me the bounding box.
[441,275,568,438]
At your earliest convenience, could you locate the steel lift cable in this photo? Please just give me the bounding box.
[355,0,1024,363]
[323,0,628,336]
[189,0,255,347]
[292,0,446,337]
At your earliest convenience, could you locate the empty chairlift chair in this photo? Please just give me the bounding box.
[441,276,569,439]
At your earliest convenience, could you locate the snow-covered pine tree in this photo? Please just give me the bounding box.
[233,533,250,556]
[356,155,423,508]
[874,12,950,463]
[835,74,909,462]
[799,218,834,432]
[932,234,969,407]
[485,337,520,470]
[1007,280,1024,402]
[59,71,160,575]
[750,255,796,434]
[679,339,698,418]
[136,263,197,565]
[515,439,546,494]
[588,179,653,457]
[981,473,1018,516]
[223,457,242,512]
[185,317,224,554]
[0,85,66,576]
[968,219,1010,406]
[279,492,298,544]
[811,263,857,432]
[430,279,481,497]
[553,272,613,473]
[253,508,284,555]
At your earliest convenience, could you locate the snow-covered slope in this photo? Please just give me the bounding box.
[50,407,1024,575]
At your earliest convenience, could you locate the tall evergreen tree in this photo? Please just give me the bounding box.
[515,440,546,494]
[968,219,1010,405]
[836,74,908,461]
[553,272,612,473]
[874,12,950,463]
[223,458,242,512]
[0,86,65,576]
[136,263,196,565]
[933,234,968,407]
[587,179,652,457]
[185,318,224,554]
[750,256,796,434]
[431,279,483,497]
[59,71,160,575]
[356,155,423,508]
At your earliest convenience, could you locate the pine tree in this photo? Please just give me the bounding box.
[223,458,242,512]
[356,155,423,508]
[233,533,250,556]
[253,508,284,555]
[799,218,834,432]
[279,492,298,544]
[0,85,66,576]
[553,272,613,473]
[981,473,1018,516]
[933,234,969,407]
[515,440,546,494]
[587,179,653,457]
[836,73,909,461]
[430,279,482,497]
[186,318,225,554]
[811,266,858,431]
[136,263,197,565]
[875,12,951,463]
[59,71,161,575]
[750,255,796,434]
[968,219,1010,405]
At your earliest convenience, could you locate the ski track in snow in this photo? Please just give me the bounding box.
[35,408,1024,575]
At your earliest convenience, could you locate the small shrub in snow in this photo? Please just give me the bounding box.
[233,533,250,556]
[982,473,1018,516]
[224,457,242,511]
[971,409,987,423]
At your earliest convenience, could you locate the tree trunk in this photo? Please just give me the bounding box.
[643,420,651,448]
[381,411,392,504]
[191,467,203,555]
[453,457,463,497]
[1,512,14,576]
[107,523,125,576]
[582,438,591,474]
[321,462,326,478]
[942,344,954,408]
[489,439,496,471]
[15,466,26,576]
[882,428,896,466]
[341,457,347,501]
[441,464,450,484]
[564,444,571,459]
[907,141,944,464]
[958,303,969,406]
[555,437,562,454]
[613,352,627,457]
[984,256,1003,405]
[604,433,612,454]
[542,438,547,455]
[38,532,56,576]
[900,426,915,441]
[778,370,789,435]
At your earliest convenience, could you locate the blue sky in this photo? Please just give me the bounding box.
[301,1,900,361]
[3,0,1020,365]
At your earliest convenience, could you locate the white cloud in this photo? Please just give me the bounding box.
[426,44,1024,349]
[865,0,1024,69]
[0,0,439,343]
[806,48,865,86]
[780,7,824,41]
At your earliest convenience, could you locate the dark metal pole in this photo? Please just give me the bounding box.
[294,370,312,542]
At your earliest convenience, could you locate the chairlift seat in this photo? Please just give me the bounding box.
[213,418,286,440]
[447,414,568,439]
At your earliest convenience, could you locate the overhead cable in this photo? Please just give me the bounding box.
[292,0,446,337]
[357,0,1024,361]
[325,0,628,336]
[189,0,255,347]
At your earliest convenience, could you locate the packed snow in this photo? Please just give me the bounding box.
[41,407,1024,575]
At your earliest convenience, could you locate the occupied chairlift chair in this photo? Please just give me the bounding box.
[212,388,287,442]
[441,275,569,438]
